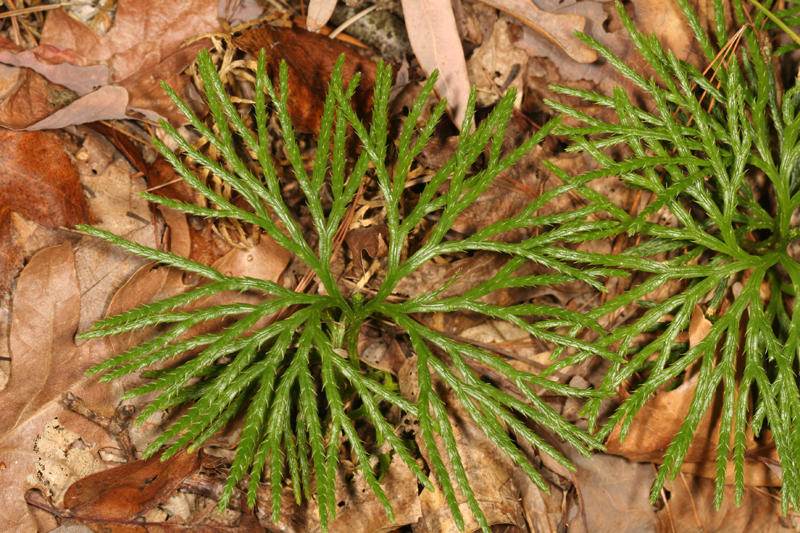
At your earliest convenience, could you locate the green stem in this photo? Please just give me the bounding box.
[749,0,800,47]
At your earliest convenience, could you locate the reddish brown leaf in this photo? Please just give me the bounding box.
[64,451,200,520]
[0,65,77,129]
[119,39,210,124]
[234,25,377,134]
[145,156,196,206]
[33,0,221,124]
[40,2,219,83]
[0,130,89,295]
[345,225,388,276]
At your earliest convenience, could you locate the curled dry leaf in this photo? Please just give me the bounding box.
[26,86,129,130]
[345,225,388,277]
[477,0,597,64]
[63,450,200,520]
[519,0,703,122]
[0,37,109,96]
[466,17,528,108]
[400,0,472,127]
[2,0,224,125]
[518,0,628,99]
[0,65,77,129]
[40,1,219,83]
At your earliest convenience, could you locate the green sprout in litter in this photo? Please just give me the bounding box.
[546,0,800,512]
[78,49,614,530]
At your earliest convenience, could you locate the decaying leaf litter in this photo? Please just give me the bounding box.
[0,0,797,532]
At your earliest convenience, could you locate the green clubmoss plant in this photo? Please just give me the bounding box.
[546,0,800,512]
[77,49,615,530]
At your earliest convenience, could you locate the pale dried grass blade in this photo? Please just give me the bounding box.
[401,0,472,126]
[307,0,339,32]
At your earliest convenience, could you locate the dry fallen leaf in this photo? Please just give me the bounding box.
[212,236,291,282]
[254,452,422,532]
[397,357,551,532]
[70,127,157,334]
[64,450,200,520]
[234,24,377,134]
[30,419,105,508]
[345,225,388,277]
[0,233,290,531]
[2,243,84,432]
[307,0,339,32]
[658,474,795,533]
[1,0,225,125]
[519,0,703,122]
[466,17,528,108]
[0,243,120,532]
[477,0,596,64]
[26,86,129,130]
[400,0,472,127]
[395,253,516,304]
[88,233,291,454]
[605,374,781,488]
[562,449,658,533]
[689,305,713,349]
[0,36,109,96]
[0,130,90,296]
[119,39,210,124]
[0,65,77,129]
[40,1,219,84]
